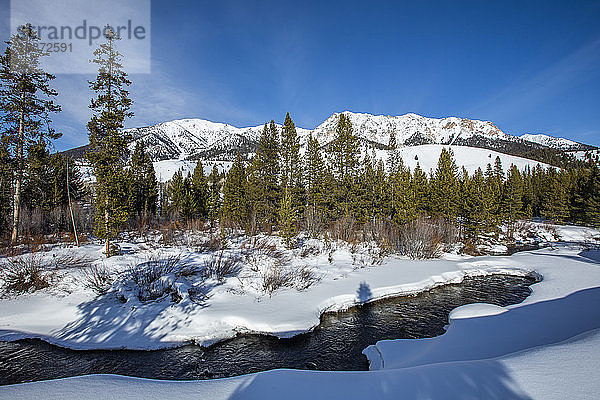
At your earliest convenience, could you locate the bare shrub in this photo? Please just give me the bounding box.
[127,254,184,301]
[193,231,223,253]
[203,250,242,281]
[81,264,113,295]
[262,263,295,296]
[362,218,398,252]
[295,266,321,291]
[398,216,443,259]
[303,206,324,239]
[262,264,321,296]
[329,216,357,242]
[1,252,52,293]
[299,241,323,258]
[51,253,93,270]
[159,222,184,246]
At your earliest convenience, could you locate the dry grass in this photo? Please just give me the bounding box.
[81,264,113,295]
[261,264,321,296]
[1,251,52,293]
[203,250,242,281]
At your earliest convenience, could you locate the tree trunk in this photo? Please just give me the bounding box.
[105,198,110,255]
[11,98,24,244]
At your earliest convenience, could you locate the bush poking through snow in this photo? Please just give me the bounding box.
[398,216,443,259]
[203,250,242,281]
[1,252,52,293]
[329,216,357,242]
[81,264,113,295]
[127,254,185,302]
[51,253,93,270]
[261,264,321,296]
[262,263,295,296]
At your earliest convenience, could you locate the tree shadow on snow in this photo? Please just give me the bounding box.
[51,282,215,349]
[356,282,372,303]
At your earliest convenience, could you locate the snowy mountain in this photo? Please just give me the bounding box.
[64,111,595,172]
[520,133,592,151]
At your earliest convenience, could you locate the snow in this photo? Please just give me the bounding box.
[392,144,550,174]
[152,159,232,182]
[521,133,583,150]
[1,225,600,398]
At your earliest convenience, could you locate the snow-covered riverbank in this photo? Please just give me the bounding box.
[1,225,600,398]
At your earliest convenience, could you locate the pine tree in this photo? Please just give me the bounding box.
[542,168,570,224]
[304,133,325,210]
[86,27,133,255]
[462,168,487,241]
[280,113,302,191]
[50,154,84,209]
[391,163,417,225]
[0,134,13,234]
[248,122,280,229]
[167,170,187,219]
[327,113,360,216]
[278,186,297,248]
[23,142,54,213]
[129,141,158,222]
[0,24,61,243]
[222,154,249,227]
[207,166,222,225]
[328,113,360,180]
[501,165,524,226]
[485,162,503,225]
[430,148,460,220]
[411,162,429,216]
[573,161,600,226]
[387,130,401,173]
[190,160,209,220]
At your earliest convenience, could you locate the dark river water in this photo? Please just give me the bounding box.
[0,274,536,385]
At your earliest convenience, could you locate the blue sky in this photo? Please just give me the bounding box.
[2,0,600,150]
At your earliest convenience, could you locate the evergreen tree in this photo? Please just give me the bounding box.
[328,113,360,180]
[278,186,297,248]
[0,24,61,243]
[542,168,570,224]
[86,27,133,255]
[573,161,600,226]
[129,141,158,221]
[411,162,429,216]
[50,154,84,209]
[485,162,503,225]
[387,130,401,173]
[462,168,487,241]
[280,113,302,193]
[190,160,209,220]
[22,142,53,212]
[305,133,326,211]
[0,134,13,234]
[248,122,280,228]
[501,165,524,222]
[221,154,249,227]
[327,113,360,216]
[207,166,222,224]
[391,163,417,225]
[430,148,460,219]
[167,170,188,219]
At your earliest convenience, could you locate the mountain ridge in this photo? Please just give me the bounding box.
[63,111,596,163]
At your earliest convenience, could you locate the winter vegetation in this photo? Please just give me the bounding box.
[1,22,600,400]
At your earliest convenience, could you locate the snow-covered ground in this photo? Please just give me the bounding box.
[1,224,600,398]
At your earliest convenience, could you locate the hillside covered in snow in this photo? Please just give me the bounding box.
[65,112,596,167]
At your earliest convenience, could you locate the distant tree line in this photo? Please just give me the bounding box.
[162,112,600,248]
[1,23,599,254]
